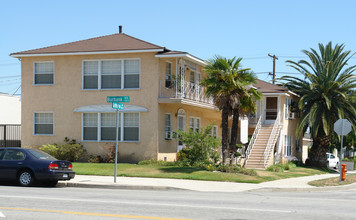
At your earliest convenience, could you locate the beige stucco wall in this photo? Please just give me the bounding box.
[20,53,221,163]
[157,103,221,161]
[280,94,300,157]
[21,52,161,162]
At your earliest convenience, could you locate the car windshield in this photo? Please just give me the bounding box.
[27,149,57,160]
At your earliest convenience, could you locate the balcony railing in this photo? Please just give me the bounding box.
[159,80,214,105]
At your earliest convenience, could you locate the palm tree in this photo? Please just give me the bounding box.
[280,42,356,166]
[202,56,261,164]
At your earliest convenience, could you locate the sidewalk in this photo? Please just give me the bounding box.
[58,171,356,192]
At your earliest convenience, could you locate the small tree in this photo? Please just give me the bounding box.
[174,123,220,165]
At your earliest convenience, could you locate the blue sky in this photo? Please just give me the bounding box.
[1,0,355,95]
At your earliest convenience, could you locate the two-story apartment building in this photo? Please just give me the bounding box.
[11,28,306,165]
[10,28,221,163]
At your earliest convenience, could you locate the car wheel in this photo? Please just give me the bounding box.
[46,180,58,187]
[18,170,34,186]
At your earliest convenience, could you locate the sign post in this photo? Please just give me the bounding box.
[107,96,130,183]
[334,119,352,181]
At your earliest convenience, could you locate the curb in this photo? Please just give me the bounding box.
[248,182,356,192]
[57,182,186,191]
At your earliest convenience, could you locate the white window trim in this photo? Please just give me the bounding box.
[33,61,54,85]
[82,112,140,142]
[82,58,141,91]
[33,112,54,136]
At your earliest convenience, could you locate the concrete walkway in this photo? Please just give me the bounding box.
[59,171,356,192]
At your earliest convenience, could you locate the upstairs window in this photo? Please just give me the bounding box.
[34,62,54,85]
[165,62,172,88]
[83,59,140,90]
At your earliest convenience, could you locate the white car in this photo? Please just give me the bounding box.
[327,153,339,169]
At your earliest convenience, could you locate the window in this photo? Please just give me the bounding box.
[189,117,200,132]
[165,62,172,88]
[82,112,139,142]
[101,113,119,141]
[124,113,139,141]
[102,60,121,89]
[285,98,292,119]
[2,149,25,161]
[0,149,5,160]
[83,59,140,90]
[284,135,292,156]
[34,62,54,85]
[211,126,218,137]
[296,138,301,152]
[164,114,172,139]
[34,113,53,135]
[83,113,98,140]
[124,60,140,88]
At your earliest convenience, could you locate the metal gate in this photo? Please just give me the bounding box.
[0,124,21,147]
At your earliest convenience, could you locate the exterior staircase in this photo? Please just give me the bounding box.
[244,113,281,169]
[245,125,274,169]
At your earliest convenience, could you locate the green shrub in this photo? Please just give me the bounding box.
[266,163,285,172]
[174,123,221,165]
[39,144,59,158]
[216,164,257,176]
[39,138,85,162]
[267,162,296,172]
[138,159,177,166]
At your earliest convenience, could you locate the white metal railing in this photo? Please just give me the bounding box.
[159,80,214,105]
[263,111,281,167]
[244,114,262,166]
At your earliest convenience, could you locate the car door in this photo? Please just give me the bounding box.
[0,149,26,180]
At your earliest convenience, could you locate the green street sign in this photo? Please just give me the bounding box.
[112,102,124,110]
[107,96,130,103]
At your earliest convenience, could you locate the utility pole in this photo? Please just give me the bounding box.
[268,54,278,84]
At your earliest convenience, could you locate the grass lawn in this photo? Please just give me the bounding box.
[309,174,356,187]
[73,162,332,184]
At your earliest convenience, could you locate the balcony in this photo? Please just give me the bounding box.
[159,80,215,107]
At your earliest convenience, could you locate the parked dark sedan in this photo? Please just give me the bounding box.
[0,147,75,186]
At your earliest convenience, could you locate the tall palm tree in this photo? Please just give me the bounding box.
[280,42,356,166]
[202,56,261,164]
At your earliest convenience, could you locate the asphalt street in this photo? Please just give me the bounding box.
[0,185,356,220]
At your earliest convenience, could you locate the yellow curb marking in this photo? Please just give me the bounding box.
[0,207,195,220]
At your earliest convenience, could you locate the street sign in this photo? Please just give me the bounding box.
[334,118,352,182]
[112,102,124,110]
[107,96,130,103]
[334,119,352,136]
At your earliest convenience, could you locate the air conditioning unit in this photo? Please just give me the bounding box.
[165,131,172,140]
[289,112,296,119]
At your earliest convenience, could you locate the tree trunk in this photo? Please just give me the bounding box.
[229,108,240,164]
[306,135,331,167]
[221,106,229,164]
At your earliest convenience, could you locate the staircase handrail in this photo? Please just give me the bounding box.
[263,111,281,167]
[244,114,262,166]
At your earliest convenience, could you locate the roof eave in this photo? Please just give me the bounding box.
[10,48,164,58]
[155,53,206,66]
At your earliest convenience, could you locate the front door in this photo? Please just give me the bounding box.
[265,97,278,124]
